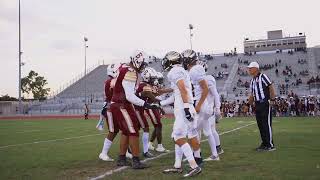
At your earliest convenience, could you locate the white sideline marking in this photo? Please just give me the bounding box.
[0,133,104,149]
[89,122,256,180]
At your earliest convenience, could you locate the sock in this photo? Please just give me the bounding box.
[142,132,149,153]
[194,149,201,158]
[174,144,183,168]
[208,134,218,156]
[212,129,221,146]
[101,138,112,155]
[181,143,198,169]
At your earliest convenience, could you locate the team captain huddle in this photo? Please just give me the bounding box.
[96,49,222,178]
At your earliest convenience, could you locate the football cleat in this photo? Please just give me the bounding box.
[183,166,202,178]
[163,167,183,174]
[155,144,168,153]
[217,147,224,155]
[203,155,220,162]
[143,152,154,158]
[132,157,149,169]
[99,153,114,162]
[148,142,155,151]
[117,156,131,167]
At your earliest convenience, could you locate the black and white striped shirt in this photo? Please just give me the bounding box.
[250,73,272,102]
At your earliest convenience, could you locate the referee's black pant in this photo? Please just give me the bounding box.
[255,101,274,148]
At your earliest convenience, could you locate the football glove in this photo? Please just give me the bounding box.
[184,108,194,122]
[144,102,160,109]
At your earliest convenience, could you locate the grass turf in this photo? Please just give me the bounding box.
[0,117,319,180]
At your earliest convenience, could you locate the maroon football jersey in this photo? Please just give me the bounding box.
[111,65,138,104]
[104,78,115,103]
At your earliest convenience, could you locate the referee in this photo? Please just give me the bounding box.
[247,62,276,152]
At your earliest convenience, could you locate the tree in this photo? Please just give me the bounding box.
[0,94,18,101]
[21,70,50,100]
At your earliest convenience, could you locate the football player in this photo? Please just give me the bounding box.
[109,50,159,169]
[146,70,168,153]
[98,63,121,161]
[198,60,224,155]
[160,51,201,178]
[182,49,219,162]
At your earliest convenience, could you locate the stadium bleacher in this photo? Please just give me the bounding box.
[28,47,320,115]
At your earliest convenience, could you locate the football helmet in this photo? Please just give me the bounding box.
[162,51,182,71]
[141,67,156,83]
[107,63,121,78]
[181,49,198,69]
[130,50,149,72]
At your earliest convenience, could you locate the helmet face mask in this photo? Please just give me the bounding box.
[181,49,198,70]
[162,51,182,71]
[130,50,149,73]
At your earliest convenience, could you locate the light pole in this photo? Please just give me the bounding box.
[188,24,194,50]
[18,0,22,114]
[84,37,88,104]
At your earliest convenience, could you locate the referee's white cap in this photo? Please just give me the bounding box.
[247,61,259,69]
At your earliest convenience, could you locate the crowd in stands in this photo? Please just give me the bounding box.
[307,76,320,84]
[203,54,214,60]
[298,59,307,64]
[237,67,249,76]
[236,79,250,88]
[223,48,238,57]
[215,71,229,79]
[220,92,320,118]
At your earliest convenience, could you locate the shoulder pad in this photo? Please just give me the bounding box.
[124,71,137,82]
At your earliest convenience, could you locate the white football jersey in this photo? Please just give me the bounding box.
[206,75,221,107]
[167,65,193,109]
[189,64,206,100]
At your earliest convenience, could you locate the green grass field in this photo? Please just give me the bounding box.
[0,116,319,180]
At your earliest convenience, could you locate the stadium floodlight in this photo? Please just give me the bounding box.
[188,24,194,50]
[84,37,88,105]
[18,0,22,114]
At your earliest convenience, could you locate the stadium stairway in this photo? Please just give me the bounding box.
[222,59,239,97]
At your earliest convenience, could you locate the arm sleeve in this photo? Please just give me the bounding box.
[122,80,145,107]
[160,94,175,106]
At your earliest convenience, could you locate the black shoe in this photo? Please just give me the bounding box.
[117,155,131,166]
[163,167,183,174]
[132,157,149,169]
[183,166,202,178]
[256,145,276,152]
[217,146,224,155]
[264,146,276,152]
[143,152,154,158]
[194,157,204,167]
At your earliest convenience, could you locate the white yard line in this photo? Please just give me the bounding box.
[0,133,104,149]
[89,122,256,180]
